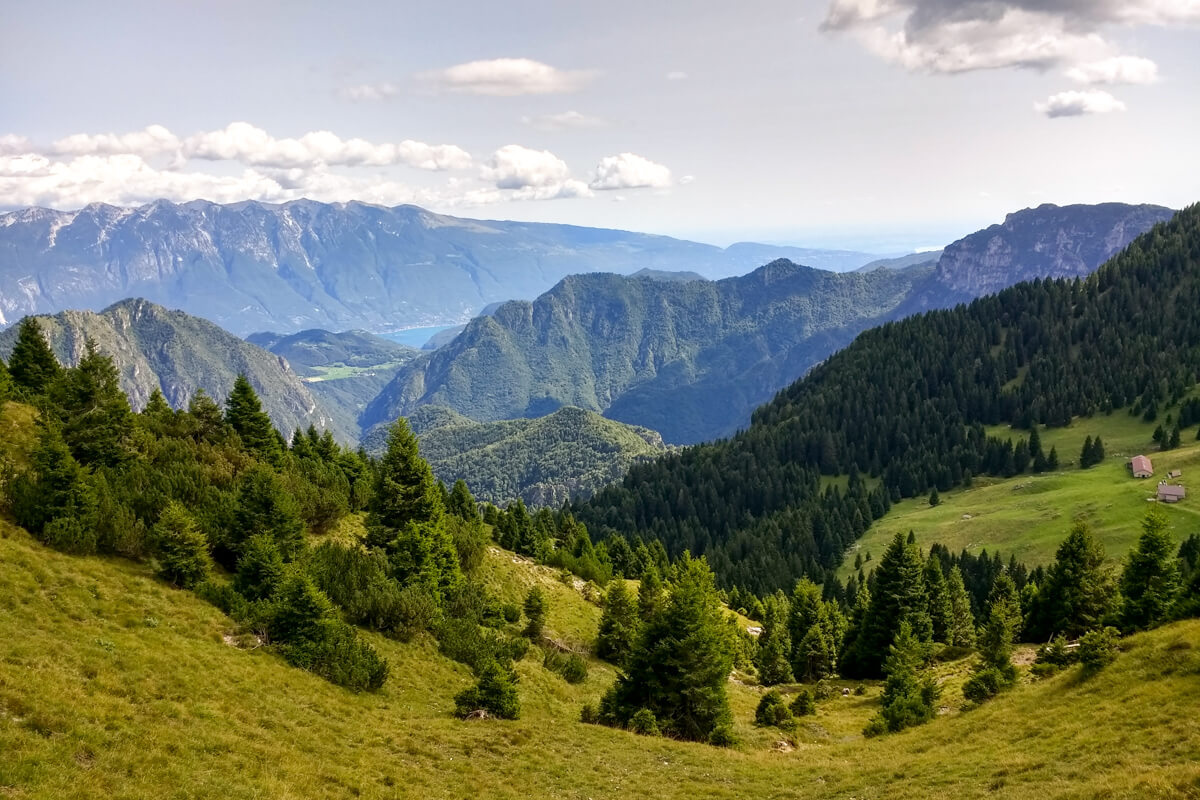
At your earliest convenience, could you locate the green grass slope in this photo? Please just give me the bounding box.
[850,407,1200,571]
[3,518,1200,799]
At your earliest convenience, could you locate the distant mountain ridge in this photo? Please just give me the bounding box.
[361,202,1176,445]
[0,298,337,438]
[0,199,884,335]
[363,260,932,444]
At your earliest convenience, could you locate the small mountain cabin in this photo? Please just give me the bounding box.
[1158,484,1186,503]
[1131,455,1154,479]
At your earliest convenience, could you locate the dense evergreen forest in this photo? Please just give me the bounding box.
[577,204,1200,594]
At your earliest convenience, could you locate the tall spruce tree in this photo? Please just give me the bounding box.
[46,340,135,468]
[1119,508,1180,632]
[1027,521,1117,639]
[153,502,212,589]
[7,318,61,397]
[946,566,977,648]
[224,375,282,464]
[596,581,639,665]
[603,554,734,744]
[844,532,932,678]
[638,565,665,621]
[925,556,954,644]
[863,621,939,736]
[754,593,793,685]
[962,576,1019,703]
[231,465,307,561]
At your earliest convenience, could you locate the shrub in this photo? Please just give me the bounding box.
[153,503,211,589]
[234,535,284,601]
[963,666,1007,703]
[629,708,660,736]
[754,690,795,728]
[580,703,599,724]
[43,514,98,556]
[502,603,521,624]
[1032,635,1078,679]
[439,618,528,671]
[454,658,520,720]
[281,619,389,692]
[1079,627,1121,674]
[544,650,588,684]
[813,680,835,701]
[708,723,738,747]
[790,688,816,717]
[195,579,250,620]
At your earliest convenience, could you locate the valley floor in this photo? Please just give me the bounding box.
[2,521,1199,799]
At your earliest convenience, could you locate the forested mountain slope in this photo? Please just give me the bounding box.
[364,261,930,444]
[364,405,672,506]
[577,204,1199,593]
[0,299,336,437]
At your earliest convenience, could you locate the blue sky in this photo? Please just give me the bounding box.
[2,0,1198,250]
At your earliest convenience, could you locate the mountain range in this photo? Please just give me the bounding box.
[362,203,1175,444]
[0,298,334,437]
[0,200,888,336]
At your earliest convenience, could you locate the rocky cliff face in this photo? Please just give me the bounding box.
[0,298,339,438]
[932,203,1174,299]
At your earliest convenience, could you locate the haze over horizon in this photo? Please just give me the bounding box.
[2,0,1198,251]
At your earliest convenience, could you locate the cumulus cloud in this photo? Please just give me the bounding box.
[820,0,1198,76]
[521,111,605,131]
[479,144,592,199]
[1035,89,1127,117]
[588,153,672,190]
[51,124,181,157]
[1066,55,1159,85]
[0,134,32,156]
[423,58,594,96]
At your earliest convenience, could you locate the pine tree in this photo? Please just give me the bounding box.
[924,557,954,644]
[232,465,307,561]
[946,566,976,648]
[754,594,793,685]
[523,586,547,640]
[596,581,639,665]
[224,375,282,464]
[7,318,61,396]
[603,554,734,743]
[1027,521,1117,639]
[863,621,939,736]
[928,487,940,507]
[1029,426,1046,473]
[153,502,211,589]
[795,609,836,682]
[787,578,823,676]
[1080,436,1094,469]
[233,534,285,601]
[1047,446,1059,470]
[1168,424,1182,450]
[962,577,1019,703]
[454,658,520,719]
[46,340,135,468]
[844,532,933,678]
[1119,508,1180,631]
[638,565,665,621]
[6,422,96,542]
[446,479,480,522]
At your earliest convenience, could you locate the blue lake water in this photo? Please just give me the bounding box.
[379,325,460,348]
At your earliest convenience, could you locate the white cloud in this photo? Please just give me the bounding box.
[0,134,34,156]
[181,122,473,171]
[479,144,592,199]
[339,82,401,101]
[51,124,180,157]
[423,58,594,96]
[1066,56,1159,85]
[588,152,672,190]
[1035,89,1127,117]
[678,174,696,185]
[821,0,1198,77]
[521,111,605,131]
[666,71,688,80]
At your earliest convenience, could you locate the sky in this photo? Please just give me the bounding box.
[2,0,1198,251]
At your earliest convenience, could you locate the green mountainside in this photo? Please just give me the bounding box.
[0,299,338,439]
[1,512,1197,799]
[365,261,930,444]
[578,205,1199,593]
[365,406,672,506]
[247,329,420,440]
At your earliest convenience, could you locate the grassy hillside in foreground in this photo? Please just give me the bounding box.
[2,518,1200,799]
[847,407,1200,573]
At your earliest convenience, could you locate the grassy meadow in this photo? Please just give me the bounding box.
[847,407,1200,573]
[2,517,1199,799]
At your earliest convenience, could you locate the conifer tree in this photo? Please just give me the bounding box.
[1079,436,1094,468]
[232,465,306,561]
[924,557,954,644]
[233,534,285,601]
[153,502,211,589]
[596,581,639,664]
[795,608,837,682]
[6,422,95,541]
[1047,446,1059,470]
[602,554,734,744]
[523,586,547,640]
[1091,436,1105,465]
[754,593,793,685]
[1119,508,1180,631]
[224,375,281,464]
[787,578,823,674]
[1027,521,1117,639]
[454,658,520,719]
[1029,425,1046,472]
[863,621,938,736]
[141,388,174,421]
[7,318,61,396]
[446,479,480,522]
[962,576,1019,703]
[638,565,665,621]
[0,358,12,402]
[844,532,932,678]
[1168,423,1182,450]
[946,566,977,648]
[928,487,940,506]
[46,340,135,468]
